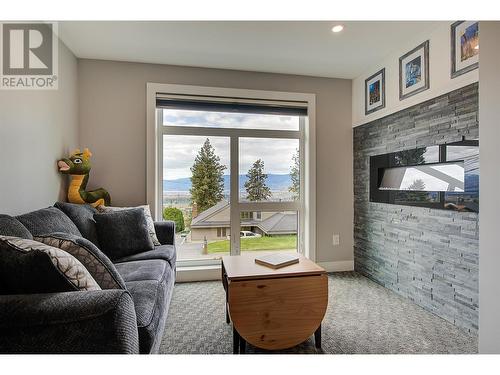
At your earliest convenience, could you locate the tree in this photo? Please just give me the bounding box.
[162,207,185,233]
[394,147,427,166]
[400,179,429,202]
[289,148,300,201]
[395,148,430,203]
[408,179,426,191]
[245,159,271,201]
[190,138,226,213]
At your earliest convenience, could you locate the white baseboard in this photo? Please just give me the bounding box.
[176,265,221,282]
[317,260,354,272]
[176,260,354,282]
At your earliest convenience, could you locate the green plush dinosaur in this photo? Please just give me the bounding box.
[57,148,111,207]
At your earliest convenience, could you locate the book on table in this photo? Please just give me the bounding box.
[254,253,300,269]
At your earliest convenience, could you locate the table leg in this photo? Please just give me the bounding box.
[239,337,246,354]
[233,327,240,354]
[314,324,322,349]
[223,264,230,324]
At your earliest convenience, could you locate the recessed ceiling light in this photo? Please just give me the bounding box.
[331,25,344,33]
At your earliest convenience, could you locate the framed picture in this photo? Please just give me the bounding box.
[365,68,385,115]
[451,21,479,78]
[399,40,429,100]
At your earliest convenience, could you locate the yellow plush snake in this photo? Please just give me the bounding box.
[57,148,111,207]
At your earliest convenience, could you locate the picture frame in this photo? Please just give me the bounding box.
[399,40,429,100]
[451,21,479,78]
[365,68,385,115]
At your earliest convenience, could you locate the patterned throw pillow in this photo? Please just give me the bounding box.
[35,233,126,290]
[97,204,161,246]
[0,236,100,293]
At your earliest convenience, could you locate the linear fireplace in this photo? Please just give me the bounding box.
[370,139,479,212]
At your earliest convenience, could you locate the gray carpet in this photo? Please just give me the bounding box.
[159,272,477,354]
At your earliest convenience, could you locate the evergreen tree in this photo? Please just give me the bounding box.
[244,159,271,201]
[405,179,429,202]
[394,147,427,166]
[190,138,226,212]
[408,179,426,191]
[395,148,429,203]
[289,148,300,201]
[162,207,185,232]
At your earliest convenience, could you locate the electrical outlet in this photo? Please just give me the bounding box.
[332,234,340,246]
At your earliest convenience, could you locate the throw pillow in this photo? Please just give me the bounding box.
[93,208,154,260]
[0,215,33,240]
[0,235,100,294]
[16,207,82,237]
[35,232,126,290]
[96,205,160,246]
[54,202,100,246]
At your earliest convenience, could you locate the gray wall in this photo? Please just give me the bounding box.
[0,41,79,215]
[479,21,500,353]
[353,83,479,333]
[78,59,353,264]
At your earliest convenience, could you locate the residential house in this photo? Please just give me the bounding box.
[190,199,297,241]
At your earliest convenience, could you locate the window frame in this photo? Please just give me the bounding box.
[146,83,316,268]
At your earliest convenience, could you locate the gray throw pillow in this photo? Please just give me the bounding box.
[0,215,33,240]
[96,205,160,246]
[35,233,126,290]
[93,208,154,260]
[16,207,82,237]
[0,236,100,294]
[54,202,100,247]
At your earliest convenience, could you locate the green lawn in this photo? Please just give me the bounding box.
[207,235,297,253]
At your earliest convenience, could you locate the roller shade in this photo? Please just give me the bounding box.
[156,97,307,116]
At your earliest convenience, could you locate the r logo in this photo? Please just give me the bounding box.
[2,23,53,75]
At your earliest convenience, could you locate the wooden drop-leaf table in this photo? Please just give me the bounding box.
[221,255,328,354]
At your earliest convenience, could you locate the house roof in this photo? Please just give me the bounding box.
[191,200,297,235]
[259,212,297,234]
[191,199,229,227]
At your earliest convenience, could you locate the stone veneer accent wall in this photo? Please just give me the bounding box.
[353,83,479,332]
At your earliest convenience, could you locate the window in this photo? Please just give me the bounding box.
[379,162,465,192]
[240,212,252,219]
[217,228,226,238]
[217,227,227,237]
[239,138,300,202]
[148,84,315,267]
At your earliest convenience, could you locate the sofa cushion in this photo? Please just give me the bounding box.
[93,208,154,261]
[114,259,167,283]
[35,233,126,290]
[0,236,100,294]
[54,202,100,246]
[16,207,82,237]
[114,245,176,269]
[97,205,161,246]
[0,215,33,240]
[125,264,174,353]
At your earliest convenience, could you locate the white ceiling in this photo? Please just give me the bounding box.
[59,21,444,79]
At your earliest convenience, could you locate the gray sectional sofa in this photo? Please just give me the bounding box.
[0,203,176,354]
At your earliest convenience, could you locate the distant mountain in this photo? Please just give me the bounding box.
[164,174,292,192]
